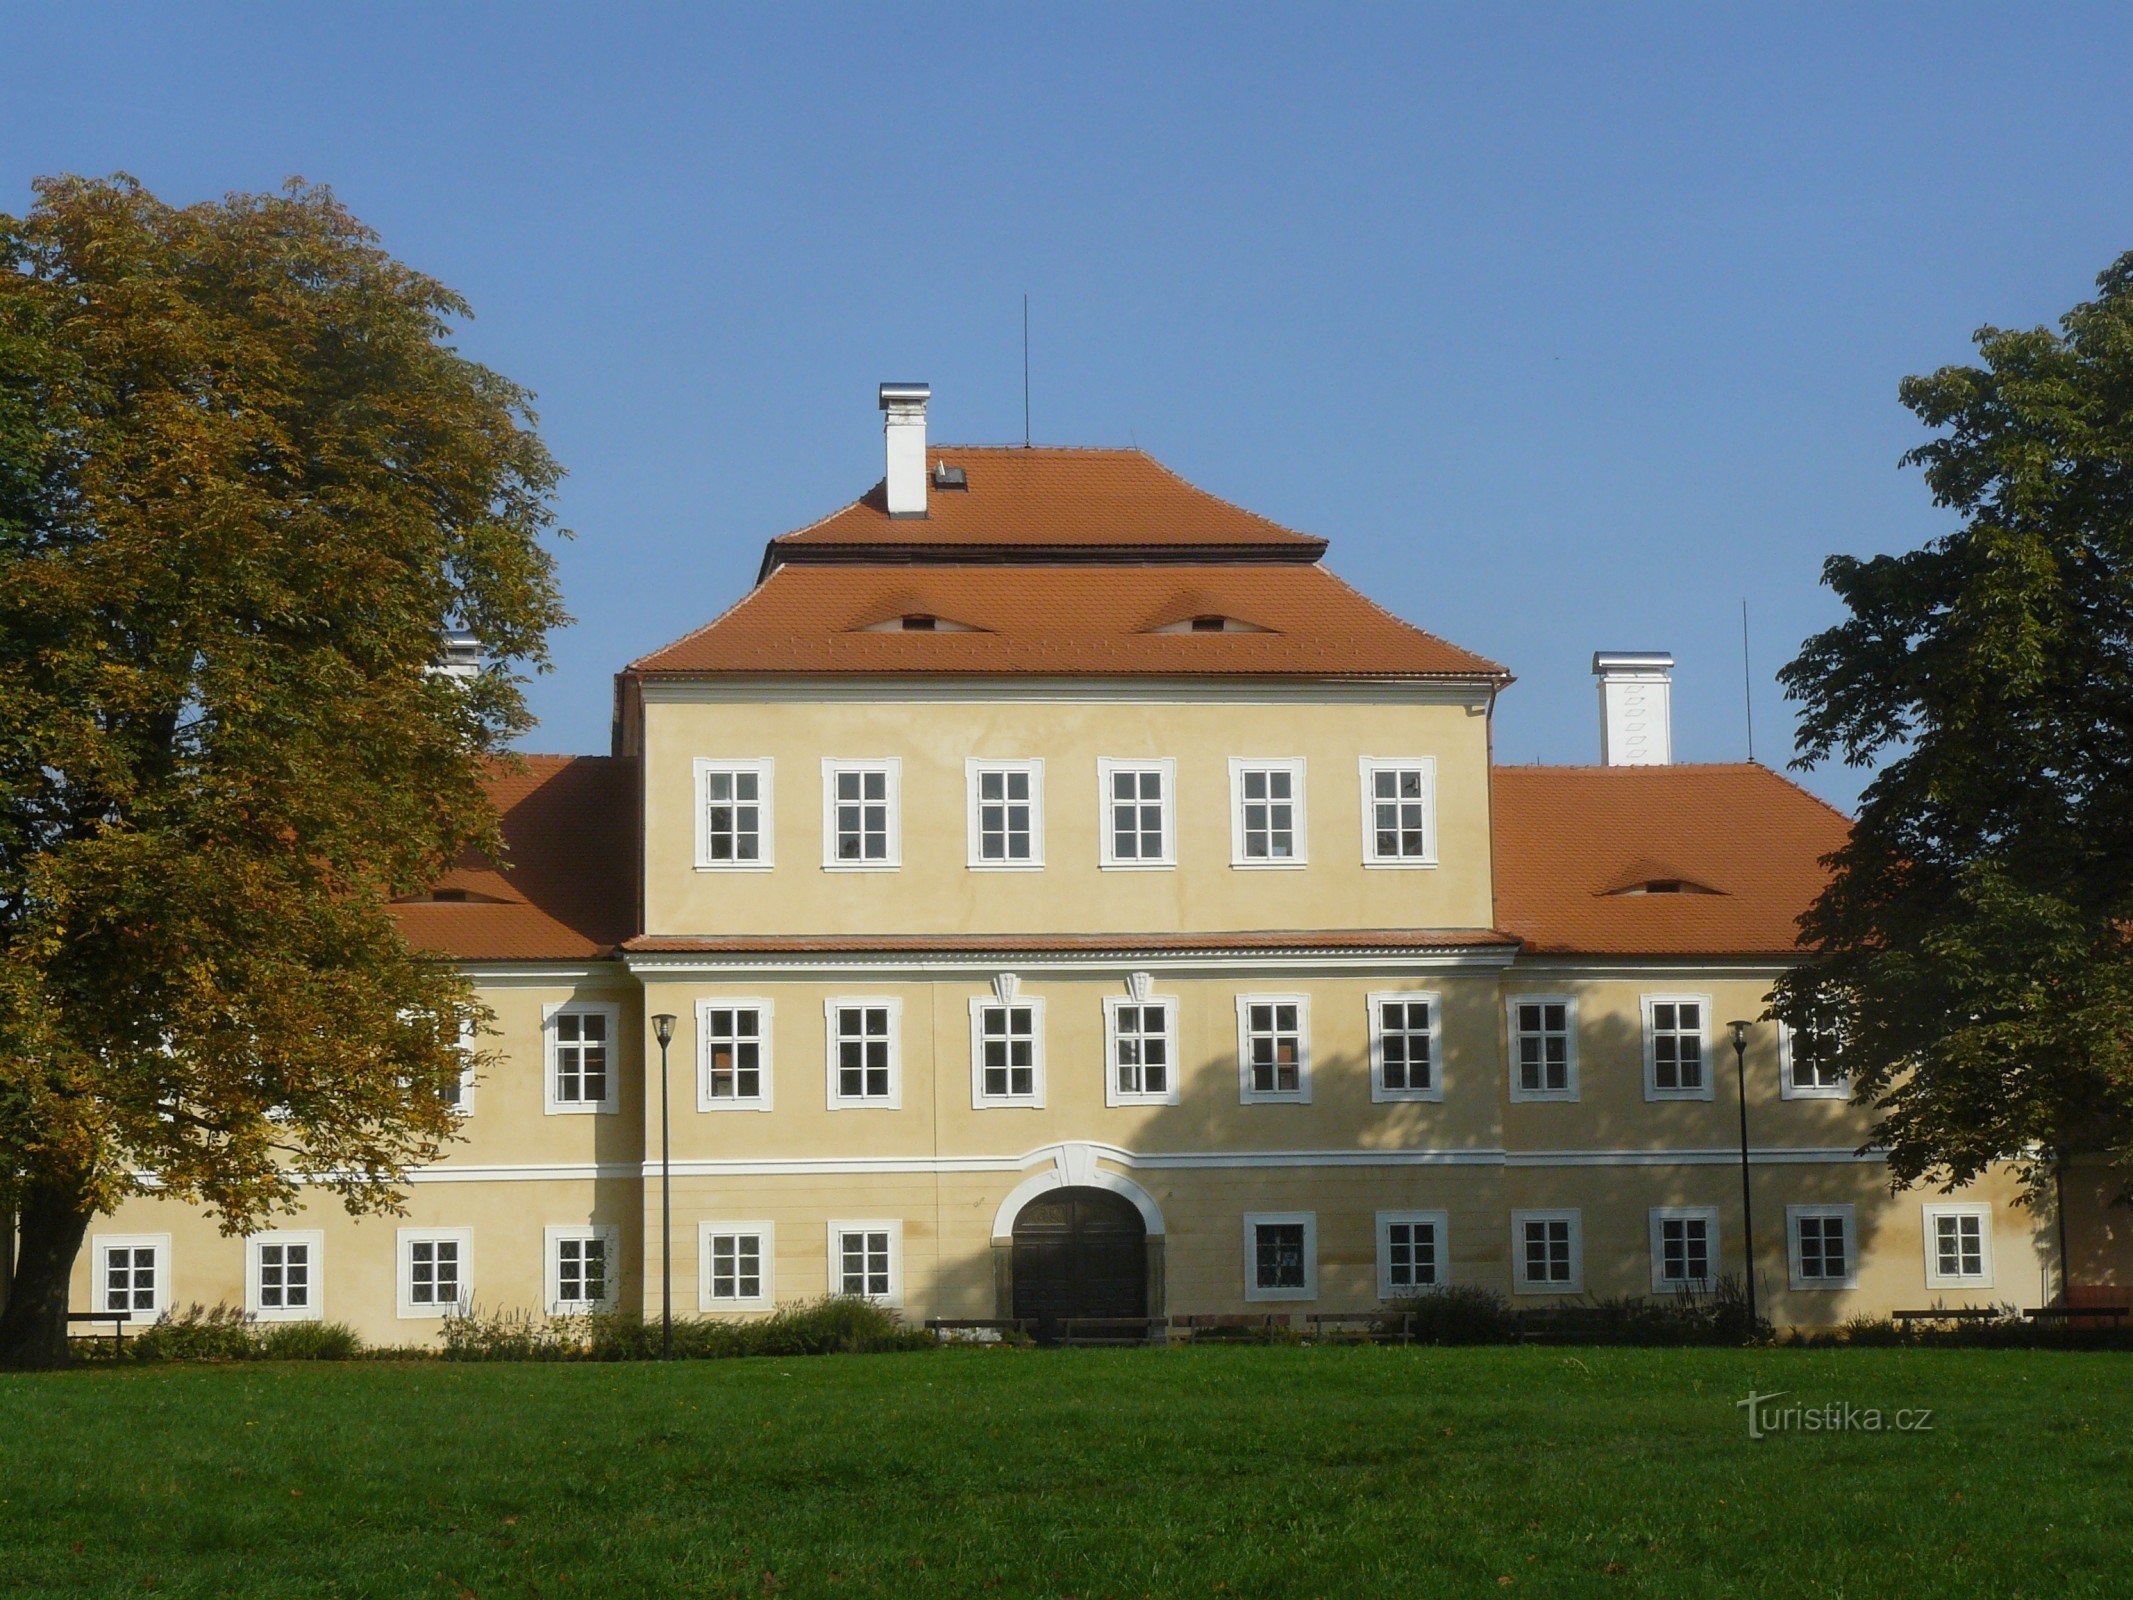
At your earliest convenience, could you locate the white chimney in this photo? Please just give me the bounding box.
[879,381,931,518]
[429,629,483,685]
[1593,651,1674,766]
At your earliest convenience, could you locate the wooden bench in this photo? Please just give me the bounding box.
[924,1318,1033,1344]
[66,1310,132,1349]
[1171,1313,1289,1343]
[1892,1307,2000,1331]
[2024,1305,2130,1331]
[1059,1316,1167,1347]
[1305,1312,1402,1344]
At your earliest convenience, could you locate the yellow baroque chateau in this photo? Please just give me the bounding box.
[66,385,2128,1341]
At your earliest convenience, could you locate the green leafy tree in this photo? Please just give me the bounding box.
[1776,252,2133,1213]
[0,175,565,1366]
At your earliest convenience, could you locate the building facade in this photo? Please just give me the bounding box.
[62,386,2119,1342]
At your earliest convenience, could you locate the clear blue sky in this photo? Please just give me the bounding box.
[7,5,2131,809]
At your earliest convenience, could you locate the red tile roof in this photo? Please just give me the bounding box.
[1490,764,1850,958]
[389,756,635,962]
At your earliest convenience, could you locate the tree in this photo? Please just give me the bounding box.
[1776,251,2133,1211]
[0,175,565,1366]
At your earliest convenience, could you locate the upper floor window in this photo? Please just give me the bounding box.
[1642,995,1712,1101]
[695,758,773,869]
[443,1021,477,1117]
[1237,995,1311,1104]
[1229,758,1306,867]
[1369,991,1442,1103]
[826,999,901,1109]
[1781,1019,1850,1101]
[966,759,1044,869]
[1098,758,1175,868]
[822,759,900,869]
[545,1002,620,1115]
[1359,757,1436,866]
[699,1001,772,1111]
[1508,996,1578,1102]
[969,980,1044,1107]
[1923,1204,1993,1289]
[1649,1207,1718,1292]
[1105,981,1179,1107]
[1787,1204,1856,1290]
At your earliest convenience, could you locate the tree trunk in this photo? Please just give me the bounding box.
[0,1183,95,1369]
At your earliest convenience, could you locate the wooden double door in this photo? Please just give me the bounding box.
[1010,1186,1147,1342]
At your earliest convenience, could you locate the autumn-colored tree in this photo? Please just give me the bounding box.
[1776,252,2133,1215]
[0,175,565,1366]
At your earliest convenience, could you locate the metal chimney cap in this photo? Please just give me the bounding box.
[878,382,931,407]
[1593,651,1674,675]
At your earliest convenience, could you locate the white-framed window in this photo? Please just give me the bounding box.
[825,998,901,1109]
[699,1222,775,1312]
[1104,982,1179,1107]
[697,999,773,1112]
[1507,996,1578,1102]
[1097,758,1175,868]
[1359,757,1436,866]
[1236,994,1311,1104]
[92,1233,170,1319]
[545,1225,620,1314]
[1642,995,1713,1101]
[1244,1212,1317,1302]
[966,758,1044,869]
[1376,1210,1448,1299]
[442,1024,477,1117]
[969,984,1045,1108]
[1787,1204,1857,1290]
[1649,1207,1720,1293]
[397,1227,472,1318]
[1512,1209,1582,1294]
[543,1001,620,1115]
[1779,1020,1850,1101]
[1368,991,1442,1103]
[1923,1203,1993,1289]
[828,1219,902,1306]
[1228,757,1306,867]
[245,1230,323,1322]
[821,758,900,869]
[694,757,773,870]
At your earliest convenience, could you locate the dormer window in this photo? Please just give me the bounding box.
[855,611,979,634]
[901,614,937,631]
[1602,878,1722,897]
[1148,613,1273,635]
[1191,615,1225,633]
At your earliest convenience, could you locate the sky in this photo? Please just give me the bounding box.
[6,4,2131,811]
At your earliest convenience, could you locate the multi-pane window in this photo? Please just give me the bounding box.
[1361,759,1435,864]
[701,1004,768,1108]
[99,1241,162,1316]
[1246,1214,1316,1300]
[702,1227,770,1309]
[1231,760,1304,864]
[1515,1212,1580,1292]
[404,1236,465,1313]
[824,761,898,866]
[968,760,1042,867]
[1651,1209,1717,1291]
[1783,1019,1849,1098]
[973,1001,1040,1103]
[1371,993,1439,1101]
[1239,997,1308,1101]
[1925,1206,1991,1288]
[1789,1206,1854,1289]
[829,1002,898,1106]
[257,1241,311,1312]
[1378,1212,1445,1298]
[697,761,769,866]
[551,1232,612,1311]
[548,1006,613,1111]
[1644,997,1708,1097]
[1510,998,1575,1099]
[1100,760,1173,866]
[1108,997,1174,1104]
[833,1226,896,1301]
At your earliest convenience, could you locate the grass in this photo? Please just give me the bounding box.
[0,1345,2125,1599]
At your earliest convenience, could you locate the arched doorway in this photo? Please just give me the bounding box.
[1011,1185,1148,1341]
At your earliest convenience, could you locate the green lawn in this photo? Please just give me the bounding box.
[0,1346,2125,1599]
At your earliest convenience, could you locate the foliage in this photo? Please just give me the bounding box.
[70,1301,366,1361]
[0,174,565,1364]
[437,1296,937,1362]
[259,1319,363,1360]
[1381,1283,1515,1343]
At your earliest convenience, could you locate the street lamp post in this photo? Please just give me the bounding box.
[1727,1019,1757,1332]
[651,1012,677,1361]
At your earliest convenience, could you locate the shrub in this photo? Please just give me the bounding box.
[439,1304,589,1362]
[1386,1284,1515,1345]
[128,1303,261,1362]
[261,1320,364,1360]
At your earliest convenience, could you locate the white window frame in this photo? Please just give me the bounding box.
[827,1219,903,1307]
[1778,1020,1851,1101]
[1227,757,1308,869]
[820,758,901,871]
[965,758,1045,870]
[1376,1209,1449,1300]
[1506,994,1579,1103]
[443,1020,477,1118]
[397,1227,473,1319]
[696,998,774,1113]
[1235,993,1312,1105]
[544,1224,621,1315]
[1786,1203,1859,1290]
[824,997,903,1110]
[1244,1211,1318,1302]
[1103,988,1181,1108]
[968,992,1047,1109]
[693,756,774,871]
[1922,1202,1994,1290]
[1358,756,1438,868]
[699,1221,776,1313]
[1641,993,1714,1102]
[245,1229,324,1323]
[92,1232,171,1320]
[542,1000,622,1116]
[1648,1206,1721,1293]
[1511,1209,1584,1295]
[1368,990,1444,1104]
[1096,757,1176,869]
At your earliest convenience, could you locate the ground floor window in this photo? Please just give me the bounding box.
[247,1231,323,1321]
[1376,1210,1446,1299]
[1787,1205,1856,1290]
[1649,1207,1718,1292]
[1513,1210,1582,1294]
[828,1220,901,1305]
[399,1228,471,1318]
[1244,1212,1317,1302]
[700,1223,774,1312]
[93,1234,169,1319]
[1923,1204,1992,1289]
[547,1226,618,1312]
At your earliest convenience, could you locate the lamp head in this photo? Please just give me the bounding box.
[651,1013,676,1048]
[1728,1019,1751,1052]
